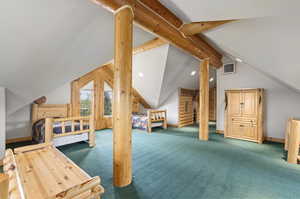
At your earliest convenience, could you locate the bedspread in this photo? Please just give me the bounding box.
[32,119,89,143]
[132,114,148,130]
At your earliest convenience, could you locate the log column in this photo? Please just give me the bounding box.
[199,59,210,140]
[113,5,133,187]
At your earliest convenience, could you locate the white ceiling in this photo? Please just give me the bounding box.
[133,45,169,108]
[159,0,300,22]
[2,0,300,114]
[158,0,300,94]
[204,16,300,92]
[1,0,154,114]
[133,44,216,108]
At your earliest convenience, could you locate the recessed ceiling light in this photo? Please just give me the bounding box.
[138,72,144,77]
[190,71,196,76]
[235,58,243,63]
[209,77,214,82]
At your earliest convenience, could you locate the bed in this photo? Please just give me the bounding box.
[132,110,167,133]
[2,143,104,199]
[31,104,95,147]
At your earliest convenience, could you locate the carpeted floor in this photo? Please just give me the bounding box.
[6,126,300,199]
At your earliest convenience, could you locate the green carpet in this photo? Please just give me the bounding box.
[6,126,300,198]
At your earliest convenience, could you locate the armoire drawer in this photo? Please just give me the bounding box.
[229,122,258,139]
[231,117,257,125]
[232,122,256,128]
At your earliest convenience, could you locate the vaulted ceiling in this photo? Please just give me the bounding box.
[159,0,300,92]
[1,0,300,114]
[1,0,154,114]
[133,44,216,108]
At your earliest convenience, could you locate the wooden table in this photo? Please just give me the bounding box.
[3,143,104,199]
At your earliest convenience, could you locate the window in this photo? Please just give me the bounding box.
[80,81,93,116]
[104,81,112,116]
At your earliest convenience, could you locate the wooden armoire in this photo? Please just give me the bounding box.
[224,89,264,143]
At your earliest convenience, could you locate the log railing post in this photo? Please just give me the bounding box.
[113,5,133,187]
[0,173,9,199]
[199,59,210,140]
[287,120,300,164]
[45,118,54,143]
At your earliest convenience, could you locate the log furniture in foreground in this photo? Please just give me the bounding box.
[146,110,167,133]
[2,143,104,199]
[225,88,264,143]
[31,104,95,147]
[285,118,300,164]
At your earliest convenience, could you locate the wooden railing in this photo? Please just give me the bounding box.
[285,118,300,164]
[45,116,95,147]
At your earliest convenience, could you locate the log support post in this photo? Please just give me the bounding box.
[199,59,210,140]
[113,5,133,187]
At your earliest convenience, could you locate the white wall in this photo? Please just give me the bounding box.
[217,61,300,139]
[6,105,31,139]
[158,89,179,125]
[6,83,71,140]
[0,87,6,159]
[46,83,70,104]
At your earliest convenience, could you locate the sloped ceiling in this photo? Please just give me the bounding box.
[0,0,154,114]
[204,17,300,92]
[159,0,300,21]
[159,46,200,106]
[3,0,300,116]
[159,0,300,93]
[132,45,169,108]
[133,44,216,108]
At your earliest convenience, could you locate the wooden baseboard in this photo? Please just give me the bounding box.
[6,136,32,144]
[265,137,284,144]
[168,123,178,128]
[215,130,284,144]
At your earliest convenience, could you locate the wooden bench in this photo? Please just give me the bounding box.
[2,143,104,199]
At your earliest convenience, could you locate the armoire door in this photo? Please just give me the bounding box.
[227,91,242,117]
[242,122,257,140]
[242,90,257,118]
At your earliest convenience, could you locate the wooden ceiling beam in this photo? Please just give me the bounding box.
[92,0,222,67]
[104,37,167,65]
[133,37,167,54]
[138,0,183,28]
[180,20,237,36]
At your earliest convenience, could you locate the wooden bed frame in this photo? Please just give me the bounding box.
[31,104,95,147]
[147,110,167,133]
[1,143,104,199]
[284,118,300,164]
